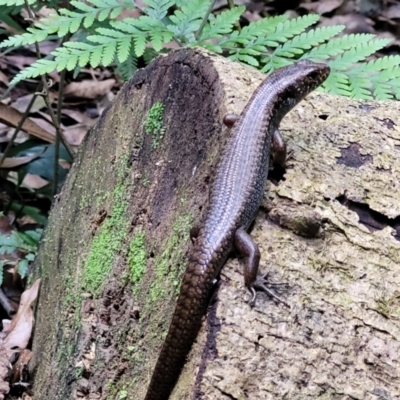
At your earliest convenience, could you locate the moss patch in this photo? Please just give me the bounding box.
[127,230,147,288]
[149,213,192,303]
[84,157,130,296]
[145,102,165,149]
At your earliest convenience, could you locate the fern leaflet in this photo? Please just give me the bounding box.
[167,0,210,42]
[0,0,133,48]
[198,6,245,45]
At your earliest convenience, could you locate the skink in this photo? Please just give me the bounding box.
[144,59,330,400]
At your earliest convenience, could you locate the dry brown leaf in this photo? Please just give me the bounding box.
[61,109,98,125]
[0,349,12,400]
[64,79,116,99]
[118,8,141,19]
[30,116,56,136]
[3,279,41,350]
[0,349,11,399]
[27,40,58,56]
[0,20,20,36]
[0,153,42,169]
[301,0,344,14]
[2,55,37,71]
[319,14,375,34]
[0,71,9,86]
[63,124,91,146]
[0,103,55,143]
[0,122,29,144]
[384,5,400,19]
[11,94,47,114]
[10,349,32,384]
[21,173,49,190]
[0,216,12,236]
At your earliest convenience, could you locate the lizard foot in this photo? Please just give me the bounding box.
[248,273,290,308]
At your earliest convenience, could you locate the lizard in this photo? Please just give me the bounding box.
[144,59,330,400]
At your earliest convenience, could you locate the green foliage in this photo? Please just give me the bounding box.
[145,102,165,149]
[0,0,399,99]
[84,155,130,296]
[0,228,42,284]
[8,140,73,186]
[127,231,147,286]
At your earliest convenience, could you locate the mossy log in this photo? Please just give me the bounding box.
[30,48,400,400]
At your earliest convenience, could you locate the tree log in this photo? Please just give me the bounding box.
[30,48,400,400]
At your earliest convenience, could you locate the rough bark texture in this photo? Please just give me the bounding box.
[30,48,400,400]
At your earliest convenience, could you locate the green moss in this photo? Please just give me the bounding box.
[127,231,147,287]
[149,213,192,302]
[145,102,165,149]
[84,156,130,296]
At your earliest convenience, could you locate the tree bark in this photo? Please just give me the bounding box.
[30,48,400,400]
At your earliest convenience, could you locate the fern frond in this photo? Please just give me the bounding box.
[198,6,245,45]
[0,5,24,31]
[219,15,288,49]
[110,17,173,54]
[0,0,132,49]
[3,0,399,101]
[273,25,344,58]
[115,52,138,80]
[0,0,35,5]
[167,0,210,42]
[330,38,391,70]
[143,48,157,64]
[305,33,377,59]
[8,6,176,84]
[11,58,59,82]
[323,72,351,97]
[224,15,319,68]
[0,25,50,48]
[144,0,175,20]
[117,37,132,62]
[264,14,320,45]
[340,56,400,100]
[348,76,373,100]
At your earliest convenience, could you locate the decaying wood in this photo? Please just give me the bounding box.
[30,48,400,400]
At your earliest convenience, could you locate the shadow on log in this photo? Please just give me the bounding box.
[30,48,400,400]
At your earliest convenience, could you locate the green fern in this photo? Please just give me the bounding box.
[0,0,133,48]
[1,0,399,100]
[167,0,210,42]
[115,52,138,81]
[0,0,35,6]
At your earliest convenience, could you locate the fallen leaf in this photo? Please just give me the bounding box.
[10,348,32,384]
[0,349,11,399]
[301,0,344,14]
[63,79,116,99]
[21,173,49,190]
[0,103,55,143]
[11,94,47,114]
[30,116,56,136]
[0,71,9,86]
[384,5,400,20]
[63,124,91,145]
[0,153,43,169]
[0,216,13,236]
[3,55,37,72]
[319,14,375,34]
[3,279,41,350]
[27,40,59,56]
[61,109,98,125]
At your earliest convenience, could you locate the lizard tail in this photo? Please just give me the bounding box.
[144,251,217,400]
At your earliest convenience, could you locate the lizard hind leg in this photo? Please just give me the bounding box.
[234,228,290,308]
[190,225,200,244]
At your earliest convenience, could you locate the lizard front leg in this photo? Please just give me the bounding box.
[234,228,290,308]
